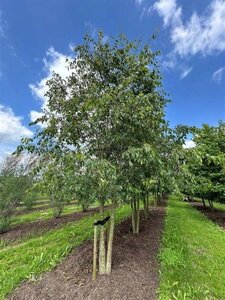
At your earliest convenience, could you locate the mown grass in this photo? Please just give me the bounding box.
[194,197,225,211]
[16,200,78,212]
[12,203,98,226]
[158,195,225,300]
[0,204,131,299]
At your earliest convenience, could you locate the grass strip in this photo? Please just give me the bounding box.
[11,203,98,226]
[158,195,225,300]
[0,204,131,299]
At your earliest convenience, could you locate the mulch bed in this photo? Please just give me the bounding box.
[0,207,100,243]
[7,204,166,300]
[191,202,225,230]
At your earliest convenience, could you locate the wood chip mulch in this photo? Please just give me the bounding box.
[7,203,166,300]
[0,207,100,243]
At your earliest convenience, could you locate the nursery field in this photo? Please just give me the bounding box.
[1,196,225,299]
[0,31,224,300]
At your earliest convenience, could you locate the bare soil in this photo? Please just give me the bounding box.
[0,207,100,243]
[8,204,165,300]
[191,202,225,230]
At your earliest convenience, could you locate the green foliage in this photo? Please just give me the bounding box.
[0,156,32,233]
[37,158,70,218]
[179,122,225,203]
[158,196,225,299]
[22,190,38,210]
[18,31,171,232]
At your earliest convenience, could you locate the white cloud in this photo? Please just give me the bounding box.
[0,104,32,144]
[180,66,193,79]
[153,0,225,57]
[0,104,33,161]
[212,67,225,83]
[29,47,73,123]
[153,0,182,27]
[183,140,196,149]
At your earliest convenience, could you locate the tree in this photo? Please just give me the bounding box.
[18,32,168,274]
[121,144,162,232]
[37,157,69,218]
[178,122,225,208]
[193,122,225,205]
[0,154,36,233]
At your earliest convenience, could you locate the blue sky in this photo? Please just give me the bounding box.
[0,0,225,160]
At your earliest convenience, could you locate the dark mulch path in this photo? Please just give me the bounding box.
[191,202,225,230]
[8,204,166,300]
[0,207,100,243]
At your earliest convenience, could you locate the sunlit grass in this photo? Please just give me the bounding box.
[158,195,225,299]
[12,203,98,226]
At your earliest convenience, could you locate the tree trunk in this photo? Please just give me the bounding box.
[82,204,88,212]
[202,198,206,208]
[143,194,149,219]
[99,226,106,274]
[131,198,140,234]
[154,193,157,207]
[106,200,115,274]
[131,200,135,233]
[98,205,106,274]
[208,199,214,211]
[92,224,98,280]
[147,193,149,211]
[137,198,140,234]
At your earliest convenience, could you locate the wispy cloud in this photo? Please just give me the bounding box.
[152,0,182,27]
[212,67,225,83]
[180,67,193,79]
[151,0,225,57]
[0,10,7,38]
[135,0,145,5]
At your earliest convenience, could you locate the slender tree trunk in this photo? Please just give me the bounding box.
[154,192,157,207]
[143,198,147,220]
[131,198,140,234]
[93,224,98,280]
[99,205,106,275]
[144,194,149,219]
[202,197,206,208]
[208,199,214,211]
[82,204,88,212]
[134,199,137,233]
[131,200,135,233]
[147,193,149,211]
[137,198,140,234]
[106,200,116,274]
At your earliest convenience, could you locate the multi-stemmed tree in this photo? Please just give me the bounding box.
[18,32,169,274]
